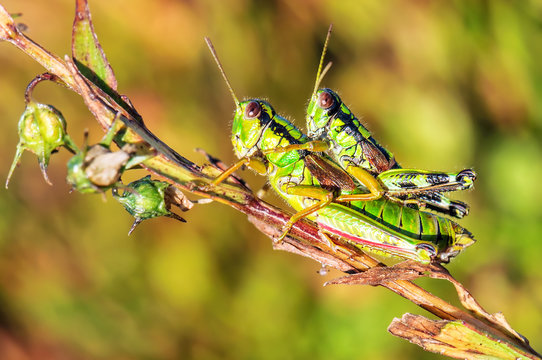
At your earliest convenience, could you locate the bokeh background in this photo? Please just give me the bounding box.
[0,0,541,359]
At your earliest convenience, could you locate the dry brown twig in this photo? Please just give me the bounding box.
[0,2,539,359]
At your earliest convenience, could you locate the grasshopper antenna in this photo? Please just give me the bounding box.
[318,62,333,89]
[312,24,333,97]
[205,37,240,106]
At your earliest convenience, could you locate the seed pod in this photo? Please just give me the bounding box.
[113,176,188,235]
[6,101,77,187]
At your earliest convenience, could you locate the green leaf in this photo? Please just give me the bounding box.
[71,0,117,91]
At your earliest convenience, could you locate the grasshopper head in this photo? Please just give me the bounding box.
[231,99,274,159]
[306,88,341,138]
[203,39,276,160]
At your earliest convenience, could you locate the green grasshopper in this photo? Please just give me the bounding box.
[205,39,474,263]
[305,27,476,219]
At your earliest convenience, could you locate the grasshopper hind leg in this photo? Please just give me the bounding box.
[378,168,477,195]
[419,194,470,219]
[455,169,476,188]
[400,192,470,219]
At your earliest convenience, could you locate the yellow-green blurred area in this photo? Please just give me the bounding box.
[0,0,541,359]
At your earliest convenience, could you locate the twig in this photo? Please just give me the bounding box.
[0,3,539,359]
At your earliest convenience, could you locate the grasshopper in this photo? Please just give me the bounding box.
[204,39,474,263]
[305,26,476,219]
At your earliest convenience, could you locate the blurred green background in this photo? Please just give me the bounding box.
[0,0,541,359]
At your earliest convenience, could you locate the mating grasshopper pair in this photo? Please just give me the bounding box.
[204,28,476,264]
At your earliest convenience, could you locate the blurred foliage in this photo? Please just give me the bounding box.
[0,0,541,359]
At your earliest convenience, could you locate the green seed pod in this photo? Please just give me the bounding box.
[6,101,77,188]
[66,149,93,193]
[113,176,187,235]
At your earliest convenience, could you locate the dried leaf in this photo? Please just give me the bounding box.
[416,263,531,347]
[164,186,194,212]
[84,149,130,187]
[389,314,539,360]
[325,262,427,286]
[327,260,535,351]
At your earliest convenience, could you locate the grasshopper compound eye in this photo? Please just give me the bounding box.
[245,101,261,119]
[318,91,334,110]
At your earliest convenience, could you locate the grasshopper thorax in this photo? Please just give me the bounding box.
[306,88,341,139]
[231,99,274,159]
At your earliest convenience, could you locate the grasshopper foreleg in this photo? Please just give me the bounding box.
[277,185,335,242]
